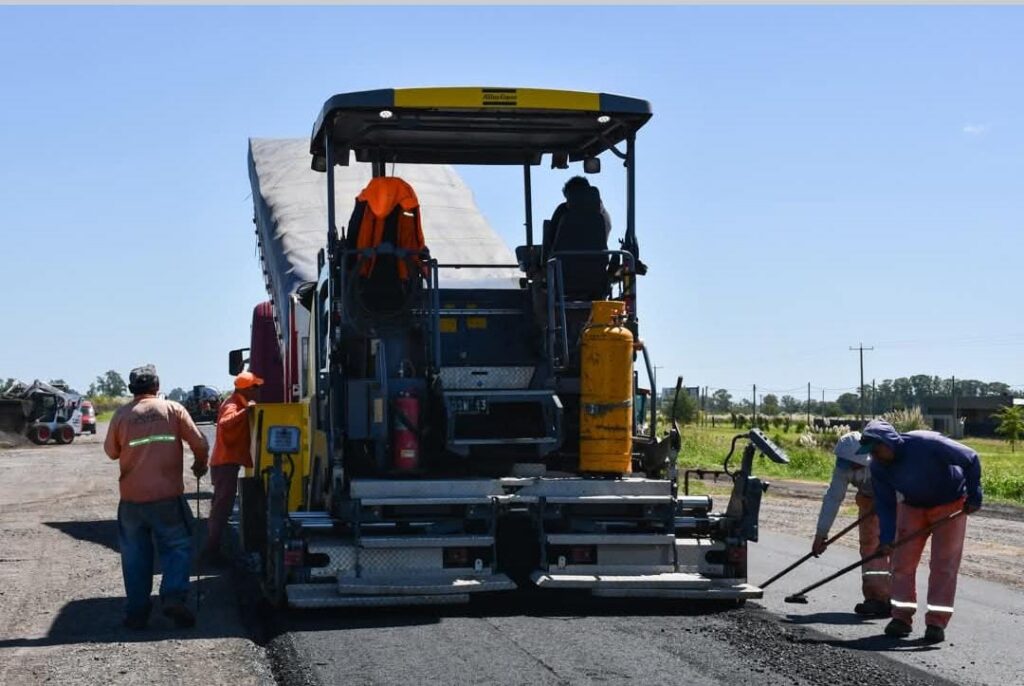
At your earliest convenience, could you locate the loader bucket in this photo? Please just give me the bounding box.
[0,399,28,436]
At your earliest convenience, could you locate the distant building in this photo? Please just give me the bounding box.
[920,395,1023,438]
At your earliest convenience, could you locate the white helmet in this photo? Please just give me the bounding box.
[835,431,869,467]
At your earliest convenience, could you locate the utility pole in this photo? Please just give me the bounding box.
[872,379,877,418]
[850,343,875,424]
[652,365,663,414]
[753,384,757,424]
[807,382,811,426]
[822,389,826,419]
[952,375,958,438]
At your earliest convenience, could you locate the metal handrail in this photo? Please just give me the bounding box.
[543,249,636,370]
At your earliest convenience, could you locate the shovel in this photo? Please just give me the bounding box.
[785,509,965,604]
[759,509,874,590]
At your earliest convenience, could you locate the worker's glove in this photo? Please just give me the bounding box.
[963,501,981,515]
[811,535,828,557]
[875,543,894,558]
[191,461,208,479]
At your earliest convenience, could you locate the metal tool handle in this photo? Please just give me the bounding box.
[195,475,202,615]
[785,508,964,603]
[759,509,874,590]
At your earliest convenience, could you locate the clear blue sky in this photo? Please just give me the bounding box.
[2,6,1022,402]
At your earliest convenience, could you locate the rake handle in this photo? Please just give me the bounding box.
[760,509,874,589]
[787,509,964,601]
[195,474,202,615]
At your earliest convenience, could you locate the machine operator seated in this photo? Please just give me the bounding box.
[541,175,612,301]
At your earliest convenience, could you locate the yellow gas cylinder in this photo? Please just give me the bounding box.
[579,300,634,473]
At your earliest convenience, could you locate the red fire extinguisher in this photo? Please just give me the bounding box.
[392,392,420,471]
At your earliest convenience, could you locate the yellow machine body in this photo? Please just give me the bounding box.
[246,401,311,511]
[579,301,634,473]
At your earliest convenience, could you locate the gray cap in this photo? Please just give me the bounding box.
[129,364,159,386]
[835,431,870,467]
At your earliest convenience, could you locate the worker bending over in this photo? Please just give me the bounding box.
[811,431,891,617]
[104,364,209,629]
[860,419,982,644]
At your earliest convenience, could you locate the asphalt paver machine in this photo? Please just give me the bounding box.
[235,87,788,608]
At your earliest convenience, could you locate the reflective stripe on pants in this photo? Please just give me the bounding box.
[856,492,890,602]
[890,497,967,629]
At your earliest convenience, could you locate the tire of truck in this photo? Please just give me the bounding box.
[54,425,76,445]
[238,476,267,553]
[28,425,51,445]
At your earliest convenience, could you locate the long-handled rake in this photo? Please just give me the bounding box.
[759,509,875,590]
[785,509,964,604]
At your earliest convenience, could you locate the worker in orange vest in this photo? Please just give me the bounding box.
[201,371,262,566]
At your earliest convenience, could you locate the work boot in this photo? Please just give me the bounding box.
[923,625,946,644]
[884,618,912,638]
[854,599,892,618]
[162,602,196,629]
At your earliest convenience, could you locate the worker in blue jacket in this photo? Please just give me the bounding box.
[858,419,982,644]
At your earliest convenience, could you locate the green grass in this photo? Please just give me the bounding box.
[959,436,1024,503]
[96,411,115,423]
[677,423,1024,505]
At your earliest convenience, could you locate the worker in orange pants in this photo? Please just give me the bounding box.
[888,497,968,634]
[859,419,981,644]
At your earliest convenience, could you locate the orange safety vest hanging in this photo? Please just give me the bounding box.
[353,177,427,280]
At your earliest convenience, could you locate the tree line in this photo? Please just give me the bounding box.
[687,375,1019,417]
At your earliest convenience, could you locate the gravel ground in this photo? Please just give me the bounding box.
[0,424,273,686]
[743,479,1024,592]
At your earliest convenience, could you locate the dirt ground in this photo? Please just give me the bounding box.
[701,478,1024,592]
[0,425,273,686]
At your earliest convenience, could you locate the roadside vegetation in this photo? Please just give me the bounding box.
[994,405,1024,453]
[676,421,1024,505]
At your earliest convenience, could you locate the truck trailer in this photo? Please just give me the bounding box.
[233,87,788,608]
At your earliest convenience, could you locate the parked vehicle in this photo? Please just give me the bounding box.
[182,385,222,423]
[79,400,97,435]
[0,380,82,444]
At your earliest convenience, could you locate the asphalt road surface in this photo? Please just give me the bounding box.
[272,593,963,686]
[751,529,1024,686]
[267,509,1024,686]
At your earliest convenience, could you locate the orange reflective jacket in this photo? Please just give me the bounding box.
[354,177,427,280]
[211,391,253,468]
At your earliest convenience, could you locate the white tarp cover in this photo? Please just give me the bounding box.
[248,138,520,321]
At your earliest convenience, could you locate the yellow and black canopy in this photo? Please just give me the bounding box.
[310,87,652,168]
